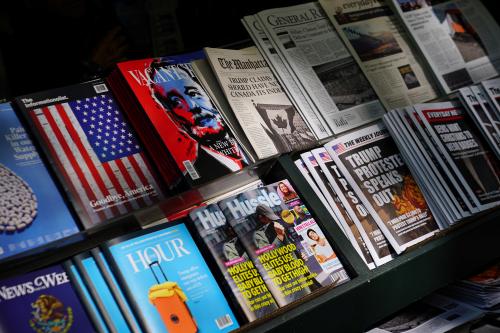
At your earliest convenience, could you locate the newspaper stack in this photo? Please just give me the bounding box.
[365,294,483,333]
[383,100,500,229]
[443,263,500,310]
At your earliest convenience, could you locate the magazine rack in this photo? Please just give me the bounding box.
[1,151,499,332]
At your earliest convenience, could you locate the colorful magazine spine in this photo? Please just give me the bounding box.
[218,180,349,307]
[0,102,79,260]
[189,203,279,322]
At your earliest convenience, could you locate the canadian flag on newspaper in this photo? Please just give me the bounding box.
[30,93,162,227]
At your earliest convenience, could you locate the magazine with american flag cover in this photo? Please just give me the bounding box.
[15,80,165,228]
[324,122,439,254]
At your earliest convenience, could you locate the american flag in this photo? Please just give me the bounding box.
[332,143,347,155]
[30,93,161,226]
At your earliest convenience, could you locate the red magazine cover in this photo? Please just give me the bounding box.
[115,51,249,187]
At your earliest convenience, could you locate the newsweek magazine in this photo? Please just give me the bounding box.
[218,180,349,307]
[257,2,385,134]
[14,80,164,228]
[414,101,500,210]
[312,148,395,266]
[189,203,278,322]
[459,86,500,159]
[0,265,96,333]
[113,51,249,187]
[205,47,316,159]
[319,0,439,109]
[366,294,483,333]
[241,15,332,140]
[104,221,239,333]
[300,150,375,269]
[0,103,79,260]
[404,106,477,215]
[391,0,500,93]
[325,122,439,254]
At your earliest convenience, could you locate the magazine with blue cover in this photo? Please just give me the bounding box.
[0,264,96,333]
[0,102,79,260]
[104,221,239,333]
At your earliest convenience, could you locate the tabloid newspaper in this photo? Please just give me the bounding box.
[481,78,500,119]
[366,294,483,333]
[300,150,375,269]
[391,0,500,93]
[257,2,386,134]
[191,58,258,163]
[387,109,462,226]
[404,106,476,214]
[384,110,451,229]
[14,80,164,228]
[204,47,316,160]
[218,180,350,307]
[189,203,278,322]
[114,52,249,187]
[319,0,439,109]
[459,86,500,159]
[325,122,439,253]
[242,15,332,140]
[414,101,500,210]
[312,148,395,266]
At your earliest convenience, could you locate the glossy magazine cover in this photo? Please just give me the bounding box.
[219,180,349,307]
[0,103,79,260]
[116,51,248,186]
[0,265,95,333]
[105,221,239,333]
[14,80,164,228]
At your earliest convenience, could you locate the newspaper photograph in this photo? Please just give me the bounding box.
[392,0,500,93]
[312,148,394,266]
[325,122,439,253]
[242,15,332,140]
[257,2,385,134]
[414,101,500,210]
[205,47,316,160]
[320,0,439,109]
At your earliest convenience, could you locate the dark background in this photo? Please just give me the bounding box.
[0,0,496,99]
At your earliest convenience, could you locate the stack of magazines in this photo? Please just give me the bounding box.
[383,99,500,229]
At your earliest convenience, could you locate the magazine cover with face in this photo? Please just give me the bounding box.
[0,265,96,333]
[114,51,248,187]
[218,180,349,307]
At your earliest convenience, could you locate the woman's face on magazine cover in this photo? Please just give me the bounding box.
[307,230,320,241]
[279,182,290,194]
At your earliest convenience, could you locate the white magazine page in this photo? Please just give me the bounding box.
[324,122,439,253]
[460,86,500,160]
[257,2,385,134]
[397,108,464,220]
[405,106,477,215]
[391,0,500,94]
[384,111,450,228]
[242,15,332,140]
[312,147,394,266]
[473,86,500,140]
[367,294,484,333]
[191,58,258,163]
[481,78,500,119]
[294,158,348,236]
[205,47,317,159]
[414,101,500,210]
[320,0,439,109]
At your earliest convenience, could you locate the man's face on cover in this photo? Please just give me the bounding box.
[154,72,224,140]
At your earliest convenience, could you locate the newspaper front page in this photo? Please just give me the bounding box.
[205,47,316,160]
[242,16,332,140]
[257,2,385,134]
[391,0,500,94]
[320,0,439,109]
